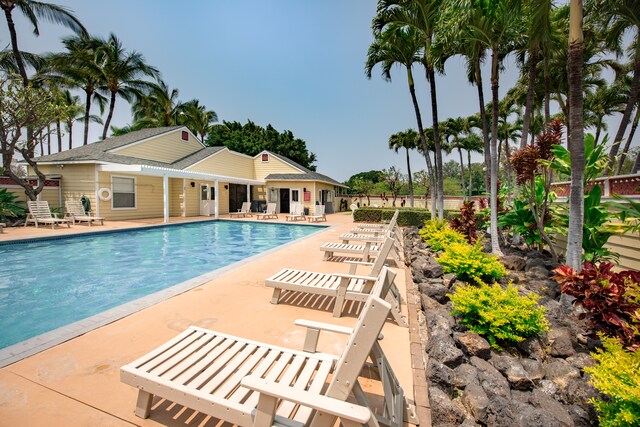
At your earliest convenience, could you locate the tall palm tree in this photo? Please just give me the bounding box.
[442,117,467,195]
[47,35,107,145]
[96,34,159,139]
[0,0,86,86]
[616,101,640,174]
[566,0,585,270]
[389,129,419,206]
[461,133,484,198]
[595,0,640,174]
[584,83,626,145]
[365,21,437,217]
[179,99,218,143]
[60,89,82,150]
[375,0,447,219]
[131,78,182,127]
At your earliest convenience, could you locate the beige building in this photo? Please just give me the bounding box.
[23,126,346,222]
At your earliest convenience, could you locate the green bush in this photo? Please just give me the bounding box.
[585,337,640,427]
[448,282,549,349]
[0,188,26,221]
[419,220,467,251]
[436,240,506,285]
[353,207,459,227]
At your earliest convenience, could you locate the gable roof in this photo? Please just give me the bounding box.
[264,172,346,187]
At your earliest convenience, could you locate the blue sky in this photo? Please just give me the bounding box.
[0,1,627,182]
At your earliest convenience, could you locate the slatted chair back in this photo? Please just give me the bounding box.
[309,269,393,427]
[265,202,277,214]
[239,201,250,213]
[368,235,396,276]
[66,200,86,216]
[27,201,53,219]
[314,204,325,216]
[290,202,302,216]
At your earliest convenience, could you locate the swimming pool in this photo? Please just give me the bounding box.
[0,220,324,351]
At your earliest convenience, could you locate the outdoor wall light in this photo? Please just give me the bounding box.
[303,187,307,192]
[224,185,229,190]
[190,182,195,187]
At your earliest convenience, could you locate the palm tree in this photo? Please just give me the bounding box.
[60,90,82,150]
[584,83,626,145]
[365,21,437,217]
[46,35,107,145]
[566,0,585,270]
[389,129,419,206]
[442,117,467,195]
[616,101,640,174]
[595,0,640,174]
[0,0,86,86]
[179,99,218,143]
[461,133,484,198]
[131,78,182,127]
[96,34,159,139]
[375,0,447,219]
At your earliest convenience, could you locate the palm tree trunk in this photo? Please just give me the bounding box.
[83,88,93,145]
[475,60,491,193]
[2,7,28,86]
[458,147,465,199]
[407,68,436,219]
[490,50,503,257]
[505,140,513,203]
[615,106,640,175]
[544,56,551,124]
[47,124,51,155]
[497,139,503,176]
[468,150,473,198]
[102,90,117,140]
[67,120,73,150]
[633,147,640,174]
[56,119,62,153]
[427,66,444,219]
[566,0,585,271]
[521,47,539,149]
[594,119,602,146]
[608,54,640,175]
[405,147,414,207]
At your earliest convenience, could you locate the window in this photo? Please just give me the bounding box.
[181,130,189,141]
[291,189,300,202]
[261,153,269,162]
[112,176,136,209]
[210,186,215,200]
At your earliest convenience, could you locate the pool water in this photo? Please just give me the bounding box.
[0,220,323,349]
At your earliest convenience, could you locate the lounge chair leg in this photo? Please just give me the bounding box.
[323,251,332,261]
[134,390,153,418]
[254,391,278,427]
[271,288,281,304]
[333,284,347,317]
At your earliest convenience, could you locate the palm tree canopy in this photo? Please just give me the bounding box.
[365,22,423,81]
[388,128,419,152]
[1,0,87,36]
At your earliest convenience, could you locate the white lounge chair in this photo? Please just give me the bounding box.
[267,241,407,326]
[256,202,278,220]
[65,200,104,226]
[352,210,399,234]
[285,202,305,221]
[24,201,70,229]
[230,201,253,218]
[308,204,326,222]
[121,273,417,427]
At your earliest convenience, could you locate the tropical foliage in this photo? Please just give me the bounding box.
[436,239,507,285]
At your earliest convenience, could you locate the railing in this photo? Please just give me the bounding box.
[551,173,640,197]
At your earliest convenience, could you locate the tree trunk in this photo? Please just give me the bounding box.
[47,124,51,155]
[521,47,539,149]
[102,90,117,140]
[67,120,73,150]
[608,54,640,175]
[490,50,503,257]
[633,147,640,174]
[615,106,640,175]
[406,67,436,219]
[468,150,473,198]
[405,147,414,207]
[566,0,585,271]
[427,67,444,219]
[544,55,551,123]
[56,119,62,153]
[504,140,513,203]
[476,60,491,193]
[83,88,93,145]
[2,7,28,86]
[594,120,602,146]
[458,147,465,199]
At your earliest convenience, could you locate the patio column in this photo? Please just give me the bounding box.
[163,174,169,223]
[214,179,219,219]
[246,184,251,204]
[182,178,187,217]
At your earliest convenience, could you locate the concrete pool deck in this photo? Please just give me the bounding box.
[0,213,430,426]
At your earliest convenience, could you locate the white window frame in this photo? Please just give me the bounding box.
[111,175,137,210]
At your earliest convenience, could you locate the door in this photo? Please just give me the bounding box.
[279,188,290,213]
[228,184,248,212]
[200,184,210,216]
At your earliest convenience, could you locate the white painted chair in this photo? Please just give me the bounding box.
[120,269,417,427]
[307,204,326,222]
[230,201,253,218]
[65,200,104,226]
[256,202,278,220]
[352,210,399,233]
[285,202,305,221]
[24,201,71,229]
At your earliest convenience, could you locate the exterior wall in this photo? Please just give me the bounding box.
[96,172,164,220]
[253,154,302,181]
[6,187,61,210]
[26,164,97,212]
[265,180,342,212]
[112,129,202,163]
[187,150,255,179]
[169,178,185,217]
[554,233,640,272]
[218,183,230,215]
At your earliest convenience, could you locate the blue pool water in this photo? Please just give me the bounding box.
[0,220,323,349]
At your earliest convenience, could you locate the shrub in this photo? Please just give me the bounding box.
[449,200,478,244]
[584,337,640,427]
[353,207,457,227]
[419,219,467,251]
[552,262,640,351]
[448,282,549,349]
[0,188,26,221]
[436,240,506,285]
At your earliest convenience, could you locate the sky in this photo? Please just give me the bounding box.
[0,1,631,182]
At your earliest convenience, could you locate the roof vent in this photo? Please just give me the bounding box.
[261,153,269,162]
[181,131,189,141]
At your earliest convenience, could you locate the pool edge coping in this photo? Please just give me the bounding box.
[0,222,334,368]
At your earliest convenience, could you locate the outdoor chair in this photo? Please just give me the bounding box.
[230,201,253,218]
[307,204,326,222]
[285,202,305,221]
[65,200,104,226]
[120,268,417,427]
[256,202,278,220]
[24,201,71,229]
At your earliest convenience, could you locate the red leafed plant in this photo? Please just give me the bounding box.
[551,261,640,351]
[450,200,478,244]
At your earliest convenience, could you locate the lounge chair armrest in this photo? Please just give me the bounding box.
[344,260,374,274]
[330,273,377,282]
[295,319,353,335]
[241,376,371,425]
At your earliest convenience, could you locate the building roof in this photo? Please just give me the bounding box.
[265,172,347,187]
